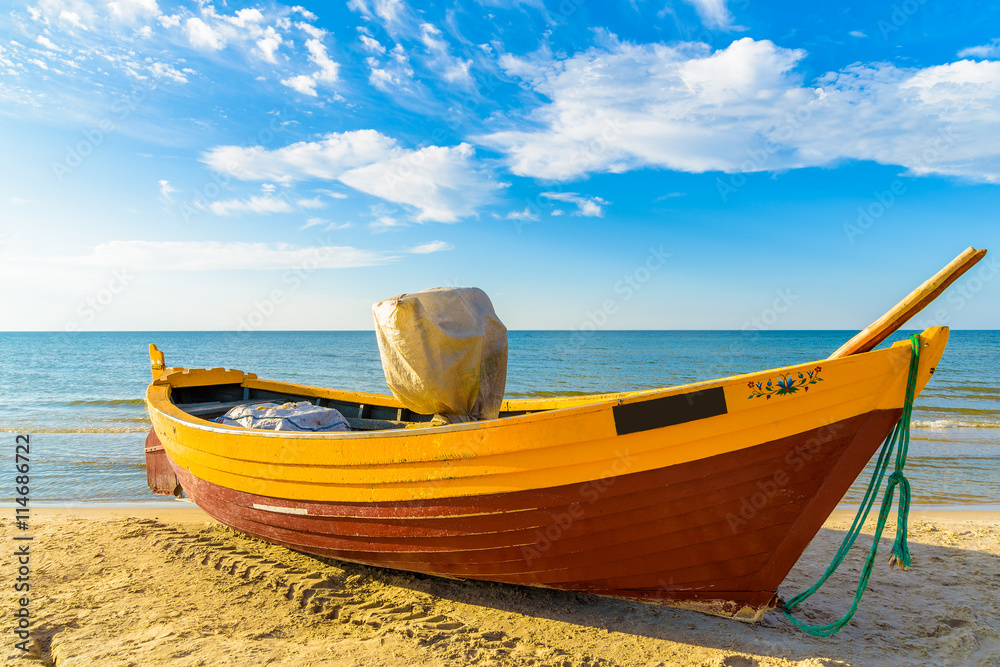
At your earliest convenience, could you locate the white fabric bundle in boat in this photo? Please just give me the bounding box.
[216,401,350,432]
[373,287,508,424]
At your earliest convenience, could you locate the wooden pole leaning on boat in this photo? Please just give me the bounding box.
[829,246,987,359]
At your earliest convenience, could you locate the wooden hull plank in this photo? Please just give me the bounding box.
[166,408,900,618]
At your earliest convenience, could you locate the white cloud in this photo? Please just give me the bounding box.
[257,27,284,63]
[36,35,60,50]
[279,37,340,95]
[541,192,607,217]
[208,195,295,216]
[59,10,88,30]
[281,74,317,96]
[227,8,264,28]
[297,22,326,39]
[849,30,867,38]
[149,61,187,83]
[479,37,1000,183]
[186,17,226,50]
[683,0,734,30]
[338,143,499,222]
[203,130,398,180]
[204,131,501,222]
[293,7,318,21]
[359,34,386,54]
[305,38,338,82]
[407,240,454,254]
[107,0,159,23]
[958,39,1000,59]
[158,13,180,28]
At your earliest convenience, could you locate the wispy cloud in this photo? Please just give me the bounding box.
[541,192,608,217]
[683,0,736,30]
[300,217,327,229]
[419,23,474,89]
[506,208,539,221]
[407,240,454,254]
[369,215,405,231]
[347,0,412,34]
[41,240,394,271]
[959,39,1000,59]
[208,194,294,216]
[3,2,342,122]
[158,179,177,201]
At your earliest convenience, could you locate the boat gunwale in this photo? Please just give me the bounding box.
[146,336,920,441]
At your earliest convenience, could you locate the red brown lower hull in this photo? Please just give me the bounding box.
[166,408,901,620]
[144,429,181,496]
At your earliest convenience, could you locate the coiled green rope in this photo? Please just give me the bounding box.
[780,335,920,637]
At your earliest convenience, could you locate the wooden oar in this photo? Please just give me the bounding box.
[829,246,987,359]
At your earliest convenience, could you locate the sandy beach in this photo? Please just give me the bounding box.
[1,507,996,666]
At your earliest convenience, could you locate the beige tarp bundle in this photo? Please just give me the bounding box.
[372,287,508,424]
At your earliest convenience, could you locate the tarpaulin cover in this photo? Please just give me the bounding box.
[373,287,508,424]
[216,401,350,432]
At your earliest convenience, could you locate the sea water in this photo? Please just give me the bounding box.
[0,330,997,506]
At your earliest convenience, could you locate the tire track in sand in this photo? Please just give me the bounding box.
[135,518,616,666]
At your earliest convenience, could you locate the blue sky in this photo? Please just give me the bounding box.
[1,0,998,331]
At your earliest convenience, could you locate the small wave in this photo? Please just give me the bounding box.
[912,419,1000,429]
[59,461,147,469]
[68,398,145,406]
[506,390,604,398]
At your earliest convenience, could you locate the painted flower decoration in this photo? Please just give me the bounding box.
[748,366,825,399]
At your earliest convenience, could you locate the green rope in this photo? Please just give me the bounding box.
[780,335,921,637]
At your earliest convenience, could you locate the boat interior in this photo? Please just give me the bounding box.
[169,382,550,432]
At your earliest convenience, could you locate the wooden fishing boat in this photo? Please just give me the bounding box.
[143,248,986,621]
